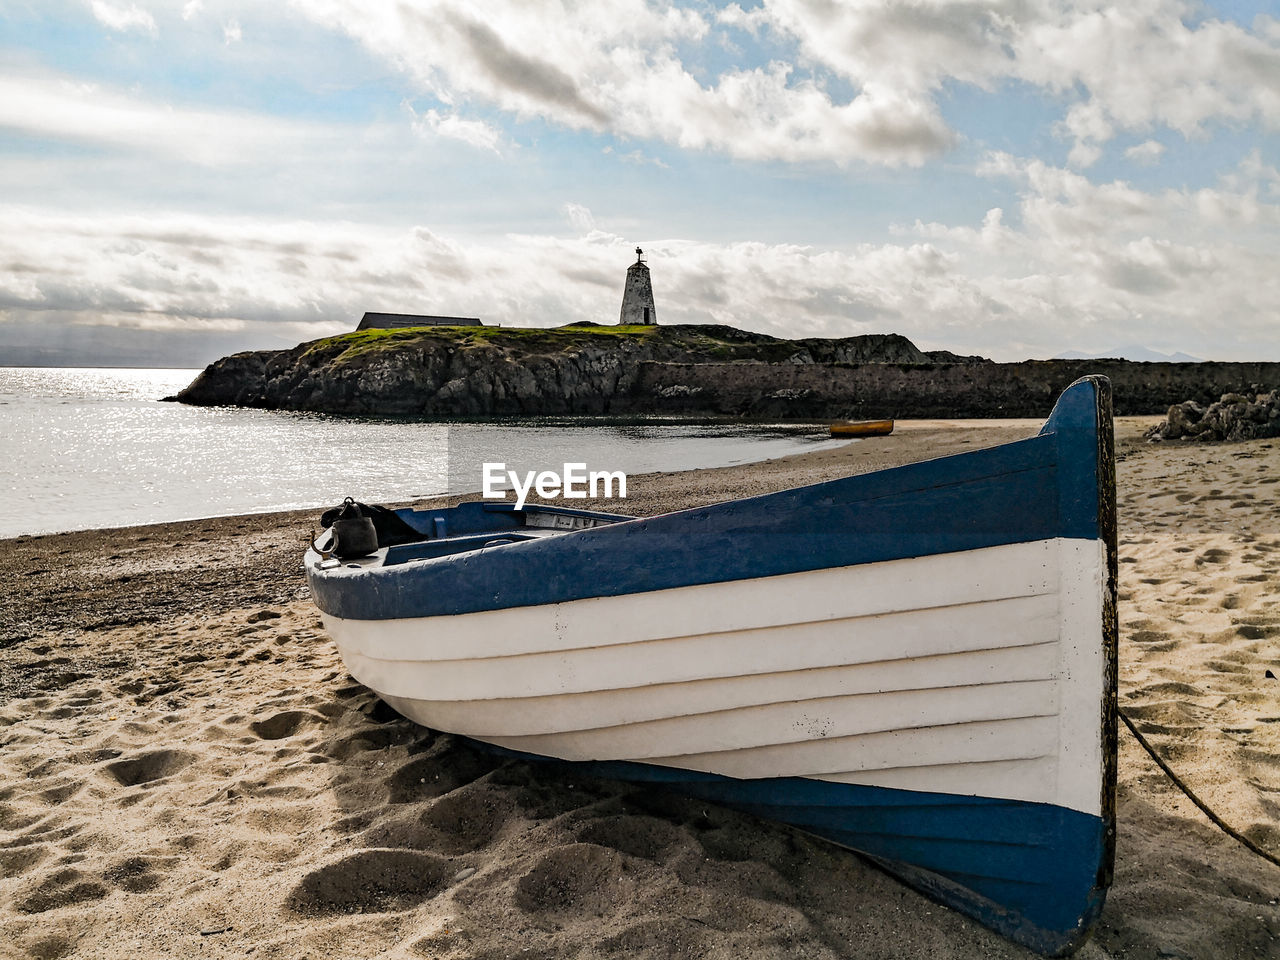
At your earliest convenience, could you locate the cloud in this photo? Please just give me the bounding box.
[405,103,504,153]
[3,144,1277,364]
[913,149,1280,356]
[224,18,242,44]
[88,0,158,37]
[286,1,1280,169]
[289,0,953,167]
[0,70,347,166]
[562,203,596,234]
[1125,139,1166,165]
[603,146,668,168]
[762,1,1280,159]
[441,12,609,125]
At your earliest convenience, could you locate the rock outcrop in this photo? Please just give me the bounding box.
[1146,388,1280,442]
[174,324,1280,420]
[174,325,984,416]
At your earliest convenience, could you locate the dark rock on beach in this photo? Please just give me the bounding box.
[1147,387,1280,442]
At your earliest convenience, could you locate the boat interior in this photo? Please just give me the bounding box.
[315,501,633,568]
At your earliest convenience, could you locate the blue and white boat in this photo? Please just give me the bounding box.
[306,375,1117,956]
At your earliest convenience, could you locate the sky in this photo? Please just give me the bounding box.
[0,0,1278,366]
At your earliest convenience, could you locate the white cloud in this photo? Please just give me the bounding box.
[3,147,1277,362]
[224,18,242,44]
[288,0,952,167]
[716,3,770,37]
[0,71,346,166]
[1067,139,1104,170]
[763,1,1280,161]
[916,149,1280,356]
[604,146,668,168]
[284,2,1280,169]
[88,0,158,37]
[562,203,596,234]
[405,103,503,153]
[182,0,203,20]
[1125,140,1166,165]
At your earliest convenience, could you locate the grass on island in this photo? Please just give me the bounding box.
[304,323,663,363]
[299,322,826,367]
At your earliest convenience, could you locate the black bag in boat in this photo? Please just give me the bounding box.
[320,499,422,558]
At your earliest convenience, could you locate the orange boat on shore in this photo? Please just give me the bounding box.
[830,418,894,437]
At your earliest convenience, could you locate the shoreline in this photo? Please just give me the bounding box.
[5,414,1280,959]
[0,418,1052,652]
[0,383,851,543]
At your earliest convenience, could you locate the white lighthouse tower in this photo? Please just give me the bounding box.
[618,247,658,325]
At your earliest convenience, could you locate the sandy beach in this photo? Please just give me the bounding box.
[3,419,1279,960]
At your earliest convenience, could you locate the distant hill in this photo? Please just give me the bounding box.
[1054,345,1203,363]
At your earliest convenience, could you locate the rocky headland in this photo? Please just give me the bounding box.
[174,324,1280,419]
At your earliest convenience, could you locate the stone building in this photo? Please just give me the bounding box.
[618,248,658,325]
[357,312,482,330]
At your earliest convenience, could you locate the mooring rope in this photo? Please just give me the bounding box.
[1118,709,1280,871]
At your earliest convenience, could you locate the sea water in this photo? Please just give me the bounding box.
[0,367,841,538]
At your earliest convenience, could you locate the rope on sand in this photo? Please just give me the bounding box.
[1119,709,1280,871]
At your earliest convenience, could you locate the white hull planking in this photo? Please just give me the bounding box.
[323,538,1107,817]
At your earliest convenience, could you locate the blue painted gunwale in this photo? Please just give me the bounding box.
[309,377,1105,622]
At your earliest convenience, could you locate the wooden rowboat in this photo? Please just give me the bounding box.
[306,376,1117,956]
[830,418,894,437]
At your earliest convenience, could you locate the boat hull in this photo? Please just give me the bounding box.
[830,418,894,437]
[307,376,1117,956]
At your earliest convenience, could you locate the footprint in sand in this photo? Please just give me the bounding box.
[103,749,194,787]
[249,710,326,741]
[575,814,690,863]
[286,848,453,915]
[414,784,516,855]
[513,843,636,917]
[328,724,412,759]
[386,741,503,804]
[1119,700,1204,736]
[37,781,83,805]
[104,854,177,893]
[20,933,74,960]
[1206,659,1251,675]
[1128,630,1177,651]
[0,844,52,877]
[1129,681,1203,698]
[597,917,728,957]
[15,866,109,914]
[1234,622,1276,640]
